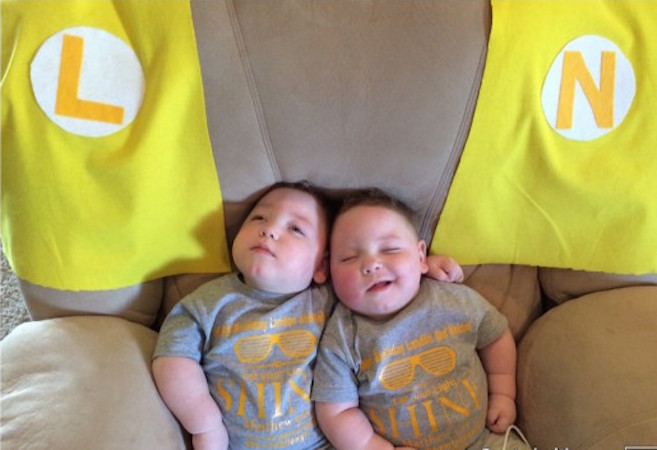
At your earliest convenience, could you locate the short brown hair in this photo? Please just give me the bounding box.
[337,187,418,232]
[256,180,337,232]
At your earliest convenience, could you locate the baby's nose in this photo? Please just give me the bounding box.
[259,228,277,239]
[362,260,382,275]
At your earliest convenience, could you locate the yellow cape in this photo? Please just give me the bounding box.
[432,0,657,275]
[2,0,231,289]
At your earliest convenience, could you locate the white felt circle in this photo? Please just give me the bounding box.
[30,26,145,137]
[541,35,635,142]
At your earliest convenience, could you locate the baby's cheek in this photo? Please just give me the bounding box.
[332,271,360,303]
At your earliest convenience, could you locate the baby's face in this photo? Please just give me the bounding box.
[232,187,327,294]
[330,205,428,319]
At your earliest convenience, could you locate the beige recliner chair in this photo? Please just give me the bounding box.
[2,1,657,449]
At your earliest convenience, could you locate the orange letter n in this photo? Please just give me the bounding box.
[556,50,616,129]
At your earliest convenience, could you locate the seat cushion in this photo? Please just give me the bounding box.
[1,316,187,449]
[517,286,657,448]
[539,267,657,304]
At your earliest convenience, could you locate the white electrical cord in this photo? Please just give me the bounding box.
[501,424,532,450]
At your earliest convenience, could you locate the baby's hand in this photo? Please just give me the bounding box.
[426,254,464,283]
[192,427,229,450]
[486,394,517,434]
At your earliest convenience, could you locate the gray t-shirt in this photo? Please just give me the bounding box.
[154,273,334,450]
[312,279,508,449]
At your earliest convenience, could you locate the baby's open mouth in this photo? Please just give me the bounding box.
[251,245,275,257]
[367,280,392,292]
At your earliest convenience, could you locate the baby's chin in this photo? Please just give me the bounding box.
[354,300,414,320]
[242,273,311,295]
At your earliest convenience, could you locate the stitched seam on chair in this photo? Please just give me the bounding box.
[420,37,489,244]
[225,0,282,181]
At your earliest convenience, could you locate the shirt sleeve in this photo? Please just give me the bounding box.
[470,289,509,349]
[426,280,509,350]
[153,296,208,361]
[311,304,360,404]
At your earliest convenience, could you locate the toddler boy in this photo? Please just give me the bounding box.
[153,182,334,450]
[312,188,531,450]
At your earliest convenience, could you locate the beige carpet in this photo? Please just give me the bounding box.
[1,247,30,340]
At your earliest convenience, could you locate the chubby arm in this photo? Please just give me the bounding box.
[152,356,228,450]
[425,254,464,283]
[477,329,517,433]
[315,401,415,450]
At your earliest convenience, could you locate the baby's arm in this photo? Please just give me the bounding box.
[315,401,415,450]
[477,329,517,433]
[426,254,464,283]
[152,356,228,450]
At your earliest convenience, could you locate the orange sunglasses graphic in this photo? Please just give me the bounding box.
[379,346,456,391]
[234,329,317,363]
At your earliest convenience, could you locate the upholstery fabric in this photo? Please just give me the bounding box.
[518,286,657,448]
[539,268,657,304]
[0,317,187,449]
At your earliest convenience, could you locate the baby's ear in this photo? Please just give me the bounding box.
[313,252,329,284]
[418,240,429,274]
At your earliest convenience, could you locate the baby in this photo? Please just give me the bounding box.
[312,188,530,450]
[153,182,334,450]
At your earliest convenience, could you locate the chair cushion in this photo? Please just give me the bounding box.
[517,286,657,448]
[1,316,187,449]
[463,264,542,340]
[539,267,657,303]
